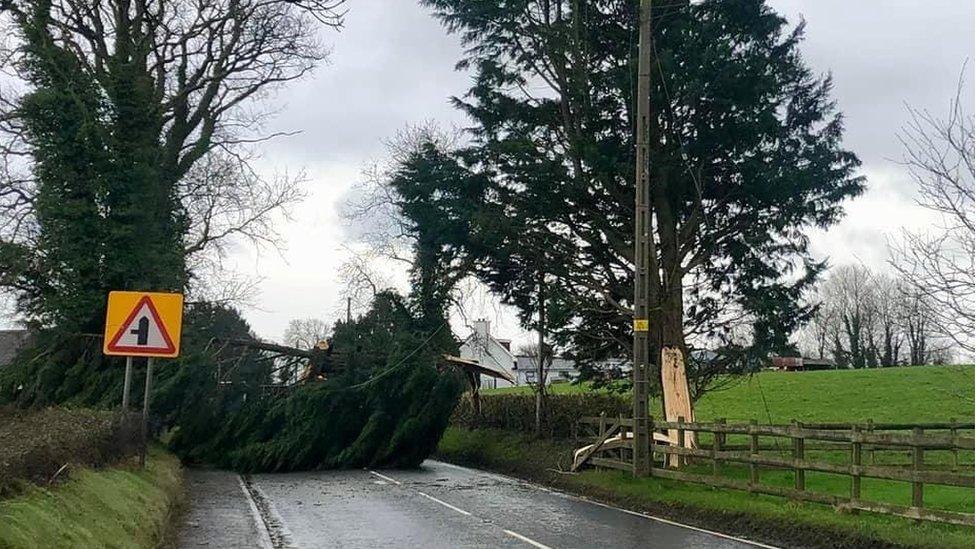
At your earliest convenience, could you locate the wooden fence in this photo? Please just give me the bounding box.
[575,416,975,526]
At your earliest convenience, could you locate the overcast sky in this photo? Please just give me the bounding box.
[190,1,974,345]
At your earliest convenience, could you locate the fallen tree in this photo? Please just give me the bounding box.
[167,292,466,471]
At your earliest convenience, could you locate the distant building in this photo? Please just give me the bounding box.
[459,320,630,387]
[0,329,31,368]
[514,355,576,385]
[771,355,835,371]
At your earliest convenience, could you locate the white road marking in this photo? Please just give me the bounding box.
[427,460,779,549]
[580,498,780,549]
[369,470,402,485]
[237,476,275,549]
[417,491,472,516]
[503,529,554,549]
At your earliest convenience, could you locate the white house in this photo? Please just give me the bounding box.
[458,320,517,389]
[514,355,576,385]
[459,320,631,388]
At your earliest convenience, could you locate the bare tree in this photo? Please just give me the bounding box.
[889,71,975,354]
[820,265,879,368]
[797,282,841,361]
[336,247,399,319]
[283,317,330,349]
[0,0,343,304]
[873,274,905,367]
[903,288,931,365]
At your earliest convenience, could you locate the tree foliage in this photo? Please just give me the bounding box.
[408,0,863,391]
[171,292,464,471]
[0,0,339,405]
[0,0,339,328]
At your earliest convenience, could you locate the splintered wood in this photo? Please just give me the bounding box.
[661,346,696,466]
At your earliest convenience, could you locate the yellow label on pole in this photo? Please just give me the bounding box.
[633,318,649,332]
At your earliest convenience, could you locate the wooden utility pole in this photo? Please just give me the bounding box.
[632,0,653,477]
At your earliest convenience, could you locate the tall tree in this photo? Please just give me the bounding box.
[283,318,331,350]
[420,0,863,395]
[889,73,975,354]
[0,0,342,404]
[0,0,341,332]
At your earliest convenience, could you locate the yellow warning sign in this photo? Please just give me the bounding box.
[633,318,649,332]
[103,291,184,358]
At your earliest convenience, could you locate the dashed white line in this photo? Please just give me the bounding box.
[417,490,473,516]
[503,529,554,549]
[369,470,402,485]
[427,460,778,549]
[370,470,549,548]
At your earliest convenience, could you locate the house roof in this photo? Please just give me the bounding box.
[441,354,516,383]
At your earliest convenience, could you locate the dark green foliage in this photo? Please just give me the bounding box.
[9,1,184,337]
[452,393,630,440]
[418,0,864,380]
[167,293,465,471]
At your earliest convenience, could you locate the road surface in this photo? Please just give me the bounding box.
[178,460,773,549]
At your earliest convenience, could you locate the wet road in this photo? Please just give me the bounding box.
[178,460,772,548]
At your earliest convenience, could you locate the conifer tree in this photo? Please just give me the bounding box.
[418,0,864,383]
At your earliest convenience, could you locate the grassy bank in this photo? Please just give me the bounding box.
[486,365,975,423]
[0,449,183,548]
[0,407,140,496]
[437,427,974,549]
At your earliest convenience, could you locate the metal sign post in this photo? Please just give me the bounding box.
[140,357,154,468]
[122,356,133,410]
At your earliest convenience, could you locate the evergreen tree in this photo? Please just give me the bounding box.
[173,292,463,471]
[419,0,864,384]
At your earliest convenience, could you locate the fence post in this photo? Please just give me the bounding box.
[648,415,655,475]
[792,419,805,493]
[599,411,607,442]
[717,417,726,451]
[867,419,876,465]
[912,426,924,510]
[851,424,862,507]
[618,412,626,461]
[950,418,959,471]
[749,419,759,492]
[712,418,725,476]
[676,415,686,468]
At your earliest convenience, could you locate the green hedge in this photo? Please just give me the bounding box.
[452,392,629,439]
[0,407,140,496]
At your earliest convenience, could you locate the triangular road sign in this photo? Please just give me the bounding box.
[106,295,177,355]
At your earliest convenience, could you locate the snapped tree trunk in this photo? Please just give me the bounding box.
[652,284,696,466]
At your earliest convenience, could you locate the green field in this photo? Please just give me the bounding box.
[487,365,975,423]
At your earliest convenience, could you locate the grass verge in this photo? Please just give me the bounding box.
[436,427,975,549]
[0,448,183,549]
